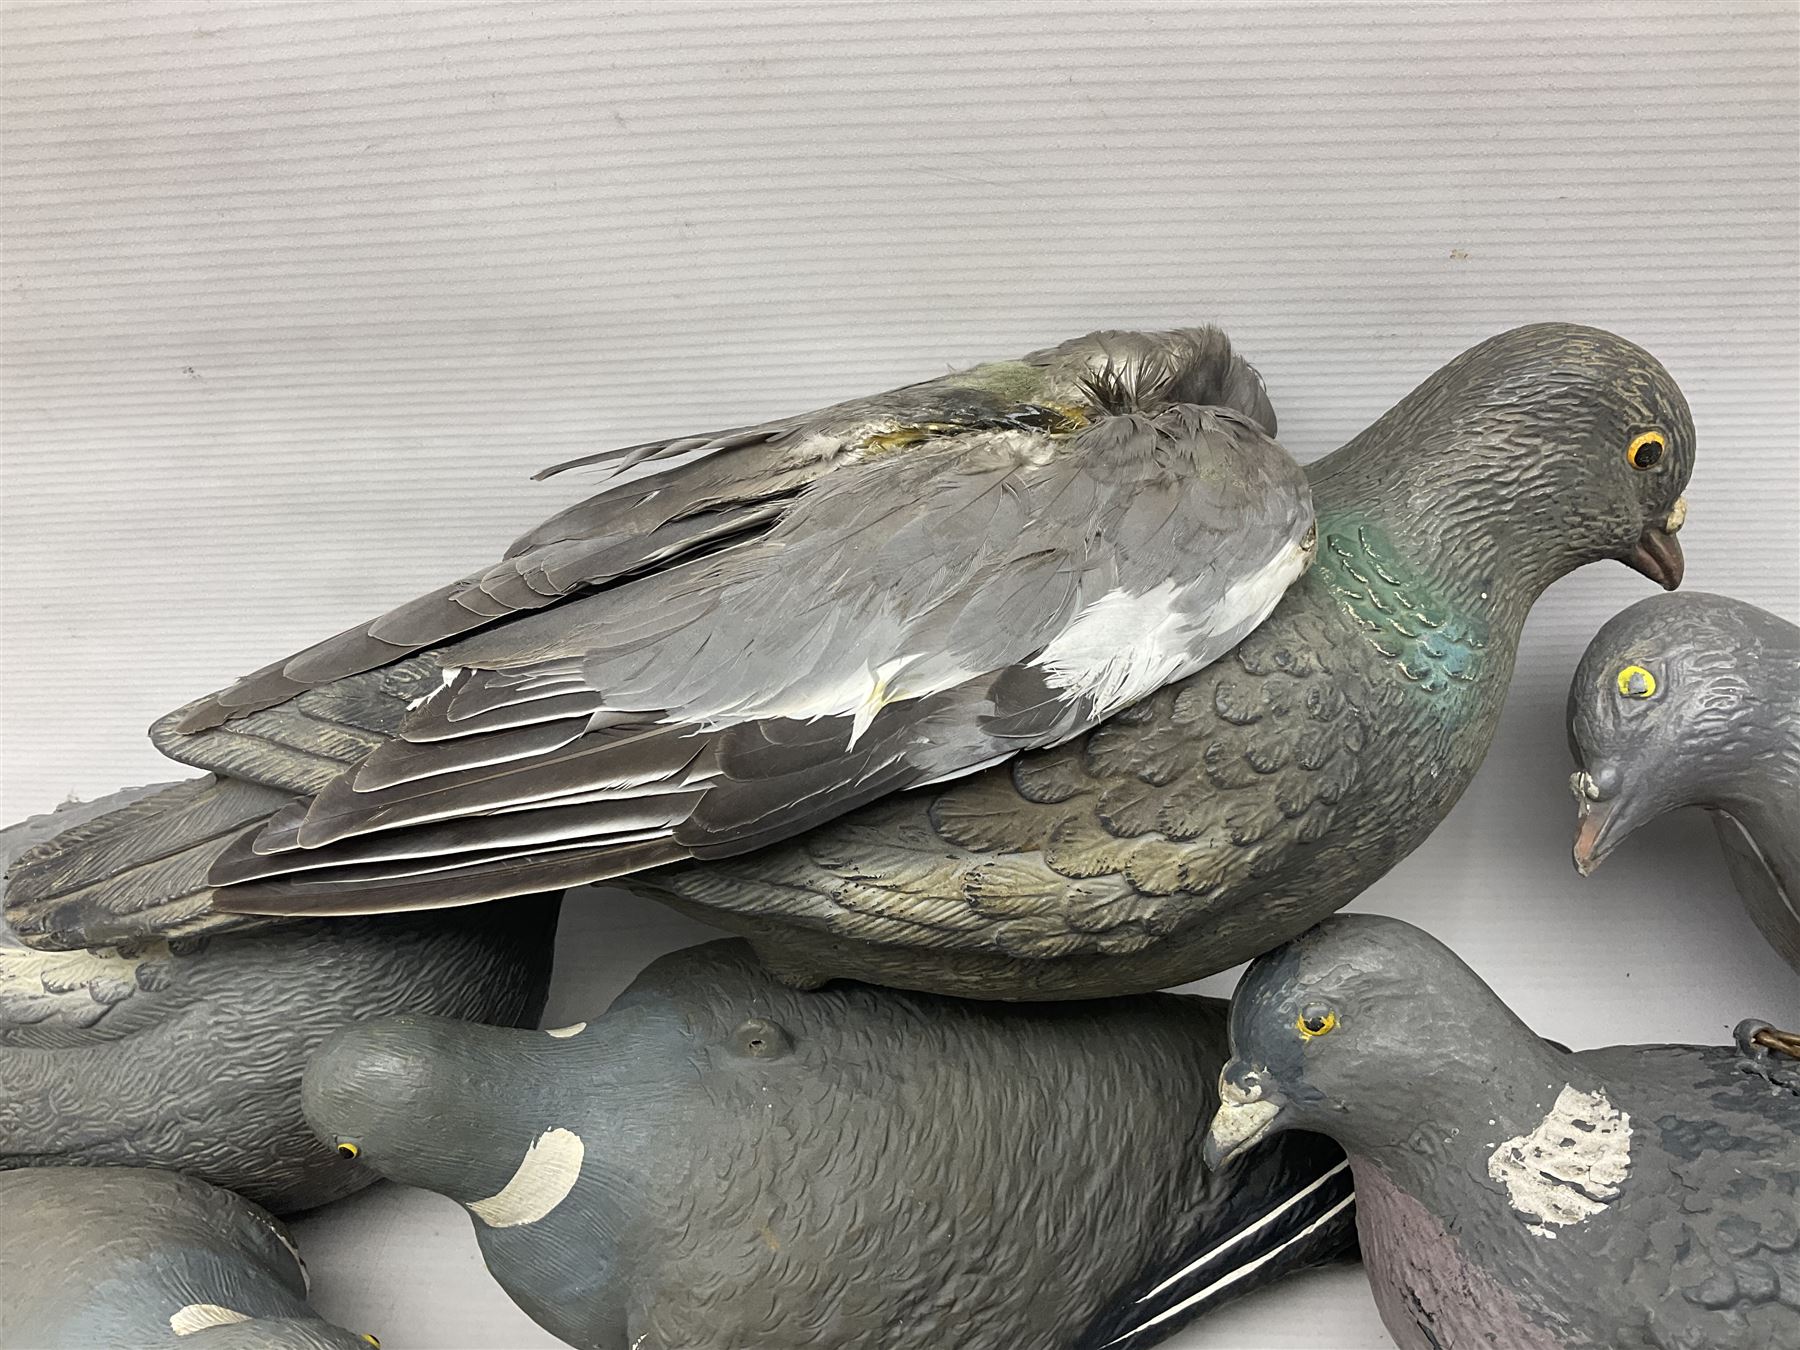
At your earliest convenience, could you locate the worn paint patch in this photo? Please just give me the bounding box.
[170,1303,252,1335]
[0,941,169,1029]
[468,1126,584,1228]
[544,1021,587,1038]
[1486,1084,1632,1237]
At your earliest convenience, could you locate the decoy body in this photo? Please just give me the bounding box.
[1568,591,1800,972]
[1205,915,1800,1350]
[0,785,558,1213]
[302,939,1356,1350]
[9,325,1693,1000]
[0,1166,376,1349]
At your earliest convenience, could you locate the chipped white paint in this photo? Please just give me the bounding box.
[544,1021,586,1038]
[170,1304,252,1335]
[1486,1085,1633,1237]
[467,1126,585,1228]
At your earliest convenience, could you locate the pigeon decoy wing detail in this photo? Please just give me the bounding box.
[163,327,1276,738]
[205,405,1312,915]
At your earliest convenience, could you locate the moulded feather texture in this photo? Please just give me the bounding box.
[297,939,1354,1350]
[2,1167,375,1348]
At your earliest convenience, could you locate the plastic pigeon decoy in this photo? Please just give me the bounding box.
[7,327,1314,947]
[637,323,1696,997]
[1205,914,1800,1350]
[8,326,1694,1004]
[302,939,1357,1350]
[0,784,558,1213]
[1568,590,1800,972]
[0,1166,378,1348]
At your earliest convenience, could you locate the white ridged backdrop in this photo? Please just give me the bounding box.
[3,3,1796,1347]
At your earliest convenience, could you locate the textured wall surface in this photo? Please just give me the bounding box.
[3,2,1796,1347]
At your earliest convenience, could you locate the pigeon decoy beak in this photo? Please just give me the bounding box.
[1625,498,1686,591]
[1203,1060,1286,1170]
[1570,775,1637,876]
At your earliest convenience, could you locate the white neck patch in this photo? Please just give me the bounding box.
[170,1303,252,1335]
[468,1126,585,1228]
[1486,1084,1632,1238]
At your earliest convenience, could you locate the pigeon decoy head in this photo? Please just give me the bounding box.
[302,1003,681,1224]
[1567,590,1795,874]
[1204,914,1541,1169]
[1331,322,1693,596]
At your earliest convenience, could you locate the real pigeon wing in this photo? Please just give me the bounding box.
[160,326,1277,747]
[161,361,1089,741]
[208,409,1309,916]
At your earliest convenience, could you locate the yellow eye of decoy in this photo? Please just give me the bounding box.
[336,1142,360,1160]
[360,1337,381,1349]
[1297,1009,1338,1039]
[1617,665,1657,698]
[1627,430,1666,470]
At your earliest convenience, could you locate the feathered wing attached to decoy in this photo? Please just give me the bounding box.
[5,329,1312,945]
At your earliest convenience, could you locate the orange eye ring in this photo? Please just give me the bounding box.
[1627,430,1666,470]
[336,1141,361,1160]
[1617,665,1657,698]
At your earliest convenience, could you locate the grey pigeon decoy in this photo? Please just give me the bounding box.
[636,323,1695,997]
[1204,914,1800,1350]
[8,326,1693,1004]
[0,1166,377,1348]
[1567,591,1800,972]
[1,784,558,1213]
[7,327,1314,942]
[302,939,1357,1350]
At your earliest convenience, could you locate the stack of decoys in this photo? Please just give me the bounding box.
[2,321,1792,1350]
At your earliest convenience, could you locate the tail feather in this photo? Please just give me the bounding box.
[1075,1133,1357,1350]
[3,776,296,951]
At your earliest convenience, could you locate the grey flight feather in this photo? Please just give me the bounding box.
[1206,915,1800,1350]
[1567,590,1800,972]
